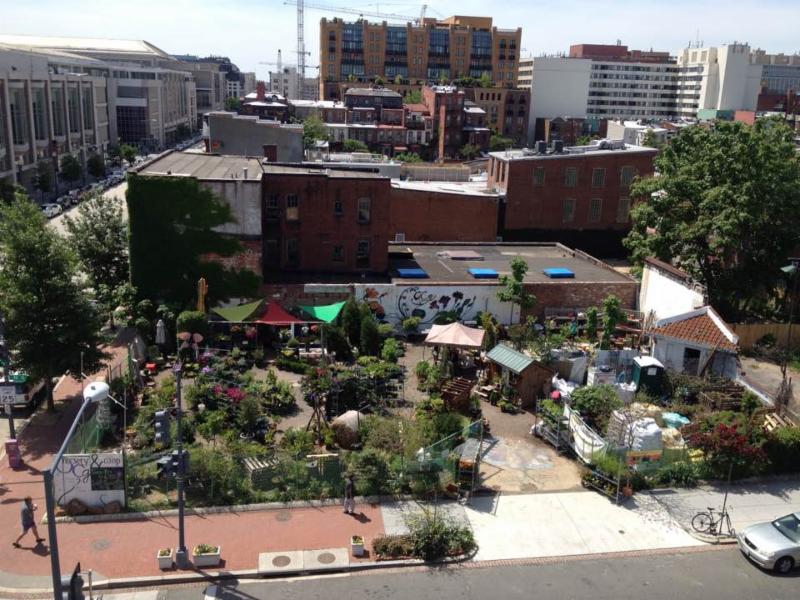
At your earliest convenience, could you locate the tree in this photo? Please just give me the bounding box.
[374,76,385,85]
[394,152,423,164]
[341,298,363,347]
[459,144,480,160]
[478,72,492,88]
[570,384,622,431]
[489,134,514,151]
[0,177,21,204]
[224,96,241,111]
[689,422,766,479]
[360,316,381,357]
[575,135,592,146]
[33,160,53,198]
[497,257,536,323]
[0,194,105,410]
[585,307,599,341]
[59,154,82,183]
[599,295,624,350]
[87,153,106,179]
[403,90,422,104]
[107,145,122,166]
[120,144,138,166]
[624,119,800,321]
[63,192,129,304]
[302,115,328,148]
[343,139,369,153]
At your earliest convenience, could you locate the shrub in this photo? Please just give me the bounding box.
[415,361,431,389]
[360,316,382,356]
[276,356,312,375]
[652,461,699,488]
[570,384,622,431]
[373,534,415,558]
[280,428,315,455]
[322,324,353,362]
[764,426,800,473]
[361,415,404,454]
[406,509,476,561]
[187,447,251,505]
[433,311,458,325]
[176,310,208,336]
[402,316,421,334]
[345,447,391,495]
[381,338,400,363]
[591,451,625,480]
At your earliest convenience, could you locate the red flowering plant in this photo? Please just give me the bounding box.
[688,422,767,479]
[225,386,246,404]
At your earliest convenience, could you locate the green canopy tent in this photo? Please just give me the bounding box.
[210,299,263,323]
[298,301,346,324]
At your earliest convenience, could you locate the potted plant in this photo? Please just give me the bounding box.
[351,535,365,557]
[157,547,173,570]
[193,543,221,568]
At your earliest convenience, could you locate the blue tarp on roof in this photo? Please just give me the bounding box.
[397,268,429,279]
[543,268,575,279]
[468,268,499,279]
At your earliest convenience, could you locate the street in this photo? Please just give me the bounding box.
[47,181,128,237]
[148,547,798,600]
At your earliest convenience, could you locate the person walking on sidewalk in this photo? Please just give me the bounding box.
[344,474,355,515]
[13,497,45,547]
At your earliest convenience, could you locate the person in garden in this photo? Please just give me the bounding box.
[344,473,355,515]
[13,497,44,547]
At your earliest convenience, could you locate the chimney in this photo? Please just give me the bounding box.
[256,81,266,101]
[263,144,277,162]
[242,166,248,179]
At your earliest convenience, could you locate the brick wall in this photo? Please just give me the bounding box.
[522,280,637,320]
[389,187,499,242]
[201,240,262,277]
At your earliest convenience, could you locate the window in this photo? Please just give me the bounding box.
[588,198,603,222]
[332,245,344,262]
[68,86,81,133]
[357,197,371,223]
[562,198,575,223]
[591,167,605,188]
[32,87,48,141]
[620,166,635,187]
[51,87,66,137]
[617,197,631,222]
[334,197,343,215]
[267,194,278,208]
[286,239,299,267]
[9,87,28,145]
[356,239,370,268]
[286,193,299,221]
[532,167,545,186]
[563,167,577,187]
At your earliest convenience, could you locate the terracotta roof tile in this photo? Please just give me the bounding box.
[652,313,737,352]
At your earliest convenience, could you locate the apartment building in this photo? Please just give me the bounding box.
[487,140,657,252]
[0,34,197,151]
[517,57,533,89]
[319,15,521,100]
[268,66,318,100]
[0,43,111,192]
[464,87,529,146]
[204,112,303,161]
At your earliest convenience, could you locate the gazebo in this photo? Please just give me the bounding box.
[424,322,485,372]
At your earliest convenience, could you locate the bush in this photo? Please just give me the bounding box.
[406,509,476,561]
[415,361,431,389]
[280,428,315,455]
[381,338,400,363]
[176,310,208,336]
[345,447,391,495]
[361,415,404,454]
[764,426,800,473]
[373,534,415,558]
[652,461,699,488]
[402,316,421,334]
[187,446,252,505]
[276,356,312,375]
[360,316,381,356]
[570,384,622,431]
[322,324,353,362]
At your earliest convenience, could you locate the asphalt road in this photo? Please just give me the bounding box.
[47,180,128,237]
[157,547,798,600]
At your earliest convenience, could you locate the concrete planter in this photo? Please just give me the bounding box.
[351,535,365,557]
[193,545,221,568]
[157,548,173,570]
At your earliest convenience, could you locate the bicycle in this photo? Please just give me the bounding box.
[692,506,734,536]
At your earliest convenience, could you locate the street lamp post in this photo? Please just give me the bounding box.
[173,363,189,568]
[779,261,799,413]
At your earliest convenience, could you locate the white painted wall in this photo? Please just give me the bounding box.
[639,263,704,323]
[652,338,737,379]
[205,180,262,237]
[529,57,591,143]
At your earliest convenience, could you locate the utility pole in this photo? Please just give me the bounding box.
[0,312,15,439]
[173,364,189,568]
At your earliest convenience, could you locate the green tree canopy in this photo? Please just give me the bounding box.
[489,134,514,151]
[459,144,481,160]
[403,90,422,104]
[59,154,82,183]
[225,96,241,111]
[497,257,536,323]
[394,152,423,164]
[120,144,138,166]
[87,153,106,178]
[303,115,328,148]
[63,192,129,303]
[624,119,800,321]
[126,175,259,306]
[33,160,53,196]
[343,139,370,153]
[0,193,105,410]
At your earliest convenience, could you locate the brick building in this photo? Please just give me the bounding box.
[464,87,530,146]
[320,15,521,100]
[488,140,657,253]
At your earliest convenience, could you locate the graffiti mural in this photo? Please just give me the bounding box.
[53,452,126,508]
[356,284,514,326]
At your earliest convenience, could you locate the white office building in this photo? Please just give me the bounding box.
[268,66,318,100]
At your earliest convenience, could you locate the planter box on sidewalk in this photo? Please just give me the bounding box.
[157,548,173,570]
[193,545,221,568]
[351,535,365,557]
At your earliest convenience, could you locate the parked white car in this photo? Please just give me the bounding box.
[737,512,800,573]
[41,203,62,218]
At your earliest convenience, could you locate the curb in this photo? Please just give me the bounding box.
[686,530,738,545]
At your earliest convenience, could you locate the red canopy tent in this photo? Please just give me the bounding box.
[254,302,307,326]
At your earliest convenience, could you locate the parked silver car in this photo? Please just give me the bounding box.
[41,203,62,218]
[737,512,800,573]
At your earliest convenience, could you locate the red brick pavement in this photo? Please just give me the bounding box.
[0,342,384,584]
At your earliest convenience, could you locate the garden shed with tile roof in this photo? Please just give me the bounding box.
[650,306,739,379]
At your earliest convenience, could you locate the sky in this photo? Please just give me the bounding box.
[1,0,798,79]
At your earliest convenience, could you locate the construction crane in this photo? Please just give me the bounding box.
[283,1,426,25]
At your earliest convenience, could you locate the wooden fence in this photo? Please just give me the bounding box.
[731,323,800,350]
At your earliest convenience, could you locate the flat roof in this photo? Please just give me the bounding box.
[135,151,264,180]
[389,243,634,285]
[0,34,173,59]
[489,142,657,161]
[391,179,499,197]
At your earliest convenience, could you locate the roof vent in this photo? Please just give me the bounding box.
[536,140,548,154]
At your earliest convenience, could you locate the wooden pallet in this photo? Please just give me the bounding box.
[763,412,797,432]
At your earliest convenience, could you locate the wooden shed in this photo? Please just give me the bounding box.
[485,344,554,408]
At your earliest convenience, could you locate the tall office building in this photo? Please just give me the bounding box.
[268,66,318,100]
[319,15,521,100]
[0,34,196,151]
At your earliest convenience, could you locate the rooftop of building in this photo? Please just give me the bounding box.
[134,151,264,180]
[489,140,657,161]
[207,112,303,129]
[0,34,173,59]
[391,177,499,197]
[345,87,403,98]
[388,243,633,285]
[0,42,107,66]
[290,99,346,109]
[403,103,430,113]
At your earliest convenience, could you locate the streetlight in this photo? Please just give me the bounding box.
[779,261,799,413]
[172,362,189,569]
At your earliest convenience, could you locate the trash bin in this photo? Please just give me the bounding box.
[5,439,22,469]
